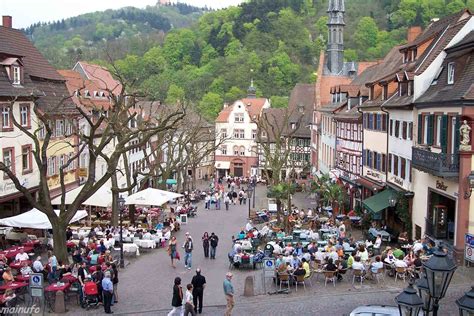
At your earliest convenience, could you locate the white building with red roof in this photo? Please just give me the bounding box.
[215,86,270,178]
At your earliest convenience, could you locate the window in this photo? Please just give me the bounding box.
[221,129,227,138]
[390,119,393,136]
[1,106,11,129]
[12,66,20,85]
[447,62,455,84]
[252,129,257,139]
[402,121,407,140]
[38,123,45,139]
[368,114,374,129]
[395,120,400,138]
[20,104,30,127]
[261,131,267,138]
[55,119,64,137]
[382,85,388,100]
[394,155,399,177]
[388,154,392,173]
[234,129,244,139]
[233,146,239,156]
[129,117,136,128]
[234,113,244,123]
[408,122,413,140]
[376,153,381,171]
[59,154,66,172]
[435,115,442,146]
[65,120,73,136]
[423,115,429,144]
[376,114,382,130]
[2,148,14,175]
[290,123,296,130]
[21,145,32,173]
[401,158,406,179]
[239,146,245,156]
[408,81,413,96]
[47,156,56,176]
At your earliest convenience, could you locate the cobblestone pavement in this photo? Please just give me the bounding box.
[62,183,473,316]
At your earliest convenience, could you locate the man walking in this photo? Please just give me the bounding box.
[209,233,219,259]
[191,269,206,314]
[223,272,234,316]
[183,233,194,270]
[168,277,183,316]
[101,271,114,314]
[224,195,230,210]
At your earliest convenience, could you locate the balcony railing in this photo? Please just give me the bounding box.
[412,147,459,178]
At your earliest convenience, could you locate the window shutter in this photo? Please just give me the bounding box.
[440,115,448,153]
[382,114,387,131]
[427,114,434,145]
[390,119,393,136]
[388,154,392,173]
[382,153,386,172]
[454,116,460,153]
[402,122,407,139]
[417,114,423,144]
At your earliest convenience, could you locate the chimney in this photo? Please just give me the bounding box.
[2,16,12,28]
[407,26,422,42]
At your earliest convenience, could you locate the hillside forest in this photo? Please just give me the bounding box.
[26,0,474,119]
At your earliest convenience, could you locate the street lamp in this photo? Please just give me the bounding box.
[395,282,424,316]
[247,185,253,219]
[456,286,474,316]
[422,246,457,316]
[416,274,432,315]
[388,192,397,208]
[118,195,125,269]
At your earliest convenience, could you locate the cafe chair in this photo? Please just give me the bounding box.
[373,268,385,283]
[278,273,290,291]
[324,271,336,287]
[352,269,365,286]
[395,267,407,283]
[295,274,306,291]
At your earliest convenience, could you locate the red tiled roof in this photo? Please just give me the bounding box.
[241,98,267,118]
[75,61,122,95]
[216,105,233,123]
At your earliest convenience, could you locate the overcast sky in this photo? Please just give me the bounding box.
[0,0,244,29]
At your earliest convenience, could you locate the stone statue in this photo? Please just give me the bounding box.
[460,120,471,151]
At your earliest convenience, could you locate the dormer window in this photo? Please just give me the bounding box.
[408,81,413,96]
[412,49,417,61]
[369,86,374,101]
[403,51,408,63]
[447,62,455,84]
[382,85,388,100]
[84,90,91,98]
[12,66,20,85]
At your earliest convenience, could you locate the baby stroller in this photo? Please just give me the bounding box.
[81,280,100,310]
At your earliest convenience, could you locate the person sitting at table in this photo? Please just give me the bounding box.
[2,267,14,283]
[290,253,300,270]
[393,247,405,259]
[294,243,304,257]
[327,248,339,263]
[15,248,29,262]
[0,253,8,267]
[374,235,382,254]
[357,244,369,262]
[413,254,422,269]
[367,256,384,280]
[412,239,424,254]
[78,237,87,250]
[383,248,396,264]
[314,248,325,263]
[301,258,310,278]
[293,262,306,283]
[398,231,409,244]
[1,289,16,307]
[347,251,356,269]
[284,243,294,256]
[394,255,408,268]
[324,257,338,272]
[98,240,107,253]
[336,245,344,258]
[352,256,366,276]
[20,261,33,276]
[404,250,416,266]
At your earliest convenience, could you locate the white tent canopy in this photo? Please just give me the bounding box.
[0,208,88,229]
[125,188,183,206]
[51,184,113,208]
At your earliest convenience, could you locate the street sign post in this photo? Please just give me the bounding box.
[262,257,275,293]
[465,233,474,264]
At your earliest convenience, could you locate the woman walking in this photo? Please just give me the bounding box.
[168,236,179,268]
[111,263,119,304]
[167,277,183,316]
[202,232,210,258]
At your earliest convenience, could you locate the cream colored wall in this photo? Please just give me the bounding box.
[411,169,459,241]
[363,130,387,154]
[45,136,77,191]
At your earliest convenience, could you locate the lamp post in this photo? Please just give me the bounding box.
[247,185,253,219]
[252,177,256,209]
[416,274,432,315]
[395,282,424,316]
[118,195,125,269]
[422,246,457,316]
[456,286,474,316]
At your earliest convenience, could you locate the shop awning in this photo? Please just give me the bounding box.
[215,161,230,169]
[362,189,396,214]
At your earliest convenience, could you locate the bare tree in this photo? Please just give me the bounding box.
[0,77,184,262]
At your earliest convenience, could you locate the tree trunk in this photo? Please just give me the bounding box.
[129,204,136,224]
[276,199,282,227]
[191,166,197,190]
[50,218,69,263]
[111,173,119,226]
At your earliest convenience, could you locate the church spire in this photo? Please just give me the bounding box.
[326,0,345,75]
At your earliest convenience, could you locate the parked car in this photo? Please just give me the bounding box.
[349,305,421,316]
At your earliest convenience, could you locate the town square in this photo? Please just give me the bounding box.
[0,0,474,315]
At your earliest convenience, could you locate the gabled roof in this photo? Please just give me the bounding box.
[288,83,314,137]
[216,97,268,123]
[0,26,63,81]
[74,61,122,95]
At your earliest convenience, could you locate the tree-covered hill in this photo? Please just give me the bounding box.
[23,3,207,68]
[28,0,474,119]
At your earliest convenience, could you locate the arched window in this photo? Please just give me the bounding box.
[239,146,245,156]
[233,145,239,156]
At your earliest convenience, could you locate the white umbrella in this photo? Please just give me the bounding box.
[125,188,183,206]
[0,208,87,229]
[51,184,113,208]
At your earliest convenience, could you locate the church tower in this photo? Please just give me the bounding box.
[326,0,345,75]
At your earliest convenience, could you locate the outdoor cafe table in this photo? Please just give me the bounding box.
[133,239,156,249]
[45,282,71,293]
[0,282,28,292]
[60,275,78,284]
[15,275,30,283]
[9,260,32,270]
[22,240,41,248]
[368,228,391,242]
[0,246,34,260]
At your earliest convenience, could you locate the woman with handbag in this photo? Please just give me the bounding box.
[168,236,179,268]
